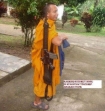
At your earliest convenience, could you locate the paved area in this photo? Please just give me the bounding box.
[0,52,31,86]
[0,23,105,111]
[0,24,31,86]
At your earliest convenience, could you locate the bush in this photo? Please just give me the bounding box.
[81,12,92,32]
[70,18,78,27]
[91,25,102,32]
[92,7,105,28]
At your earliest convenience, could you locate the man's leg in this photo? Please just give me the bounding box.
[33,95,49,110]
[34,95,41,104]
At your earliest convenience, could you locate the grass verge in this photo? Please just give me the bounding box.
[0,34,24,46]
[0,34,30,60]
[56,21,105,37]
[0,17,16,25]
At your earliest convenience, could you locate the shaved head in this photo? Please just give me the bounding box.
[43,3,56,16]
[42,3,58,21]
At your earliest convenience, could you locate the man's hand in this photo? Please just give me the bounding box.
[52,34,68,46]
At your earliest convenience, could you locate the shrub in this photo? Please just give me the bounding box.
[91,25,102,32]
[70,18,78,27]
[92,7,105,28]
[81,12,93,32]
[8,0,59,46]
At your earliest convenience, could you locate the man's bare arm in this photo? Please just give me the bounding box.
[52,34,68,46]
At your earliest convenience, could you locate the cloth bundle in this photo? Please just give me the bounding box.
[59,40,70,75]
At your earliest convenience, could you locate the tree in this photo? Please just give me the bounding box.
[60,0,87,6]
[8,0,59,46]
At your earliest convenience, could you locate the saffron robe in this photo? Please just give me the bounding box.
[31,19,60,97]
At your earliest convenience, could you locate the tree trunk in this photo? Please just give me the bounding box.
[24,27,34,47]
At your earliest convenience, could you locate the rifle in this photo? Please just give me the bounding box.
[41,17,58,101]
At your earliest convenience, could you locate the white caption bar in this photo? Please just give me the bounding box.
[63,80,102,89]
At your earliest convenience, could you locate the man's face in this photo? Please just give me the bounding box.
[47,5,58,21]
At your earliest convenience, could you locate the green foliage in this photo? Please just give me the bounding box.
[59,0,86,6]
[91,25,102,32]
[80,0,105,32]
[27,2,38,15]
[64,4,81,19]
[80,0,94,14]
[67,0,87,7]
[8,0,59,46]
[92,7,105,28]
[80,0,105,14]
[64,0,87,19]
[8,0,38,28]
[8,0,59,26]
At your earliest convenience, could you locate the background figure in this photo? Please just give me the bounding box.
[62,11,67,28]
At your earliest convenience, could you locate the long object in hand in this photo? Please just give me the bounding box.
[41,18,57,85]
[43,18,52,85]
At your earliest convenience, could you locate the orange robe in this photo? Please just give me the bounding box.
[31,19,60,97]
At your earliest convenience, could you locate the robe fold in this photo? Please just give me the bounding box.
[31,19,60,97]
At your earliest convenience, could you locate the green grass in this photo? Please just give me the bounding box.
[80,28,105,37]
[0,17,16,25]
[0,34,24,46]
[0,34,30,60]
[56,21,105,37]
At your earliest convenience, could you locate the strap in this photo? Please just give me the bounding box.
[45,85,53,101]
[44,43,53,101]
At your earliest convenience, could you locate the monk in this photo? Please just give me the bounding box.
[31,3,68,110]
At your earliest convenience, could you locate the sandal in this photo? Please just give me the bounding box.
[32,102,49,110]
